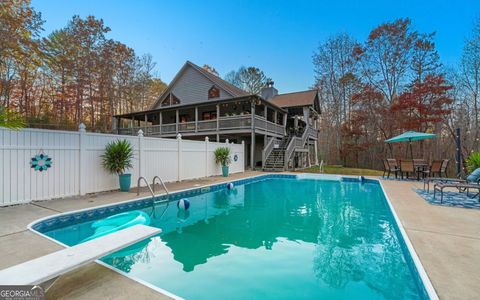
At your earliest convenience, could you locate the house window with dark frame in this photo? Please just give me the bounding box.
[161,97,170,107]
[172,93,180,105]
[161,93,181,107]
[208,86,220,99]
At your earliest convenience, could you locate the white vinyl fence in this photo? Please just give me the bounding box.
[0,125,245,206]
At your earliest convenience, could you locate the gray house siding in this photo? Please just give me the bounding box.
[154,66,232,109]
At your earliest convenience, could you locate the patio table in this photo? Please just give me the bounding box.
[414,162,428,180]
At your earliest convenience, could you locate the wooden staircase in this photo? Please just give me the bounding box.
[263,136,291,172]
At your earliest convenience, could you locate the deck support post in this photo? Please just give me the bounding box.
[195,107,198,133]
[159,111,162,136]
[216,104,220,131]
[111,117,118,134]
[175,109,179,134]
[250,100,256,169]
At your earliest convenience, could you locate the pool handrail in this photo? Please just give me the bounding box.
[152,175,169,196]
[137,176,155,197]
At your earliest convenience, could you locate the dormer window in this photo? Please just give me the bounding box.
[208,86,220,99]
[161,93,181,106]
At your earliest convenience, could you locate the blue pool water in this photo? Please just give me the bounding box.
[40,176,428,299]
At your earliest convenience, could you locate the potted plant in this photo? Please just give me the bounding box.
[101,139,134,192]
[214,147,232,177]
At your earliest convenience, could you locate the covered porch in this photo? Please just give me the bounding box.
[113,96,286,140]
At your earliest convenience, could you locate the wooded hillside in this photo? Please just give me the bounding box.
[0,0,166,132]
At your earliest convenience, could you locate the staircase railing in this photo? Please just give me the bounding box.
[262,137,276,169]
[284,126,310,169]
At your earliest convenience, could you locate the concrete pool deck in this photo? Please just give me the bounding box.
[380,179,480,300]
[0,172,478,299]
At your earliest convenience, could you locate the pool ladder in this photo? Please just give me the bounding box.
[137,176,170,198]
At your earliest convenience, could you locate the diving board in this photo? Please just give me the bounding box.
[0,224,160,285]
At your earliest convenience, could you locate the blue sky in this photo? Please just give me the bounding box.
[32,0,479,93]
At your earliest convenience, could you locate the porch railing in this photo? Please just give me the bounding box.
[117,115,285,137]
[197,120,216,131]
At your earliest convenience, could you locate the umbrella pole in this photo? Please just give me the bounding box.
[410,141,413,159]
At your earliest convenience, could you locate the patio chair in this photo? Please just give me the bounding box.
[382,159,400,179]
[400,160,415,179]
[440,159,450,177]
[421,160,443,179]
[413,159,427,165]
[413,159,429,180]
[387,158,399,170]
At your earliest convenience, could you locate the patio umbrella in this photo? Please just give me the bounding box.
[385,131,436,158]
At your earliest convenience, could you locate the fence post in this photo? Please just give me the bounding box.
[138,129,145,180]
[242,140,245,172]
[177,134,182,181]
[205,136,209,177]
[79,123,87,196]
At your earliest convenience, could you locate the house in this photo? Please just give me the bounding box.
[113,61,320,171]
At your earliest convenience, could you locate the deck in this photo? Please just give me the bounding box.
[117,114,286,138]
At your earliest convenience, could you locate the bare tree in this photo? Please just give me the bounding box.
[313,33,360,164]
[224,66,270,94]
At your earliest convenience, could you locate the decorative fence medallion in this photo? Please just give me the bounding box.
[31,152,52,172]
[234,154,238,162]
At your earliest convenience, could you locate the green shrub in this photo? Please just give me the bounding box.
[466,151,480,173]
[214,147,231,166]
[467,152,480,173]
[101,139,134,175]
[0,105,25,130]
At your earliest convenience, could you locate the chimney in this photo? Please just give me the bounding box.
[260,80,278,100]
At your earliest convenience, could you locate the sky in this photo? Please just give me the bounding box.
[32,0,480,93]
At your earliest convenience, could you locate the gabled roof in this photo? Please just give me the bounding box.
[187,62,250,97]
[151,61,250,109]
[269,89,319,108]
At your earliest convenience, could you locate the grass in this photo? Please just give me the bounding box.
[299,165,384,176]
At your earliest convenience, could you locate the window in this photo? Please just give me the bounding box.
[202,111,217,120]
[161,98,170,107]
[208,86,220,99]
[161,93,181,107]
[172,94,180,105]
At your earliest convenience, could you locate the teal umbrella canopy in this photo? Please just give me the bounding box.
[385,131,436,143]
[385,131,436,158]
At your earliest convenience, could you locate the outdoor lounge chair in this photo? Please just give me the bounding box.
[0,225,160,286]
[424,167,480,192]
[431,168,480,202]
[433,182,480,203]
[424,177,465,192]
[383,159,400,178]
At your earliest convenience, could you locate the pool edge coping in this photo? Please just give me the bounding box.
[377,179,439,300]
[25,173,439,300]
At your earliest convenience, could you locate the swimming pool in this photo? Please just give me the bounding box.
[31,174,435,299]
